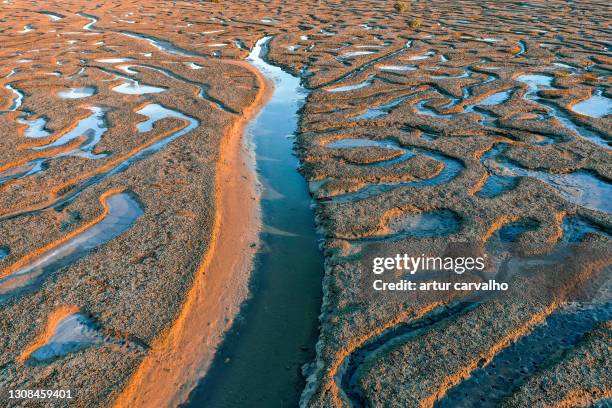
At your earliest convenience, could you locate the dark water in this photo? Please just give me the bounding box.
[478,143,612,213]
[436,302,612,408]
[436,216,612,407]
[339,302,482,407]
[183,37,324,408]
[495,218,539,242]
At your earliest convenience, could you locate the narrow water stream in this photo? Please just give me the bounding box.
[0,191,143,305]
[183,37,324,407]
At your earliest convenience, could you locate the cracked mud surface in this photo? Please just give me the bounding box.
[1,0,610,407]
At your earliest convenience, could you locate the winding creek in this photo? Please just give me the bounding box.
[315,138,464,203]
[436,301,612,408]
[515,74,611,149]
[479,143,611,213]
[182,37,325,407]
[338,302,482,407]
[0,103,199,222]
[0,191,143,305]
[114,63,236,113]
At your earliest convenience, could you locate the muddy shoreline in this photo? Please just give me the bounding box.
[114,61,270,408]
[1,1,610,407]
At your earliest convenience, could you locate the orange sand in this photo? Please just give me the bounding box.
[114,61,271,408]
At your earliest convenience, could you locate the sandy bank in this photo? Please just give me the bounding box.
[114,61,272,408]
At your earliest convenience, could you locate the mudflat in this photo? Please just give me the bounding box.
[0,0,610,407]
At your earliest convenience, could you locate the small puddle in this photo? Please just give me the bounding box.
[478,173,517,199]
[517,73,553,91]
[39,11,64,21]
[29,313,103,363]
[0,159,46,186]
[112,80,165,95]
[571,89,612,118]
[553,62,580,71]
[117,65,139,75]
[19,24,34,33]
[476,144,518,198]
[183,36,324,408]
[79,13,98,31]
[414,98,448,118]
[26,311,147,364]
[58,86,96,99]
[185,62,202,70]
[33,106,108,159]
[339,51,376,59]
[406,51,435,60]
[0,246,9,260]
[364,210,461,241]
[135,103,188,132]
[326,75,375,93]
[476,37,504,43]
[476,90,513,106]
[29,313,103,362]
[463,89,513,126]
[378,65,416,71]
[352,95,410,120]
[234,39,248,51]
[18,115,51,138]
[562,215,611,242]
[0,192,143,304]
[515,40,527,57]
[5,84,24,111]
[493,218,540,243]
[96,58,133,63]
